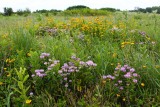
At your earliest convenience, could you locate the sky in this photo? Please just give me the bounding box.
[0,0,160,12]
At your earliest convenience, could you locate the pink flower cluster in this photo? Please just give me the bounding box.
[58,56,97,88]
[40,53,50,59]
[35,69,46,77]
[102,64,140,91]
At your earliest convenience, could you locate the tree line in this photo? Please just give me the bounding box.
[1,5,160,16]
[130,6,160,14]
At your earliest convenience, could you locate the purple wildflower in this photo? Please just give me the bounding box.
[120,67,126,72]
[124,72,131,78]
[133,79,138,83]
[130,68,135,72]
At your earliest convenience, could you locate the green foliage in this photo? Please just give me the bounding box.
[146,7,152,13]
[62,9,110,16]
[12,67,30,105]
[66,5,90,10]
[16,8,31,16]
[100,7,117,12]
[157,8,160,14]
[3,7,13,16]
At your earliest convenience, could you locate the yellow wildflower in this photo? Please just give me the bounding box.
[27,53,31,57]
[110,63,114,66]
[102,80,106,84]
[143,65,146,68]
[122,98,126,101]
[121,45,125,48]
[26,99,32,104]
[116,94,120,97]
[112,53,117,58]
[0,82,3,85]
[141,83,145,87]
[7,73,11,77]
[4,68,7,71]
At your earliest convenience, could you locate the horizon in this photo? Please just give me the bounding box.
[0,0,160,12]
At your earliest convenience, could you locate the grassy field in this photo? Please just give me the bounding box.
[0,12,160,106]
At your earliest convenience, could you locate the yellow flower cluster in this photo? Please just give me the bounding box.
[6,58,15,63]
[121,41,135,48]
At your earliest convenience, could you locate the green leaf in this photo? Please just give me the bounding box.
[23,75,29,83]
[12,87,22,94]
[25,86,30,92]
[18,81,23,90]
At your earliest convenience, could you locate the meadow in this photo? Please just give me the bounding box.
[0,12,160,106]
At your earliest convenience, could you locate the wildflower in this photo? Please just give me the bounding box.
[40,55,44,59]
[119,86,124,90]
[7,73,11,77]
[120,67,126,72]
[116,94,120,97]
[114,83,118,86]
[64,77,67,81]
[26,99,32,104]
[106,75,115,80]
[122,98,126,101]
[141,83,145,87]
[86,60,97,67]
[102,80,106,84]
[47,67,52,71]
[69,80,72,82]
[130,68,135,72]
[102,75,107,79]
[65,83,68,88]
[3,68,7,71]
[118,80,122,84]
[31,74,35,77]
[143,65,146,68]
[133,79,138,83]
[133,73,138,77]
[124,65,128,68]
[124,72,131,78]
[58,70,63,74]
[121,45,125,48]
[29,92,33,96]
[44,62,48,65]
[112,53,117,58]
[0,82,3,85]
[110,63,114,66]
[27,53,31,57]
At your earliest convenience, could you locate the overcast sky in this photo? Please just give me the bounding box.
[0,0,160,12]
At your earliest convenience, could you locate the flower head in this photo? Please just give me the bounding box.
[26,99,32,104]
[141,83,145,87]
[120,67,126,72]
[133,79,138,83]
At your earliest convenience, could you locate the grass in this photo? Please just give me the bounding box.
[0,12,160,106]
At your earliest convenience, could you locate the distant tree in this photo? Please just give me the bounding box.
[138,8,146,13]
[4,7,13,16]
[100,7,116,12]
[16,9,23,15]
[146,7,152,13]
[66,5,90,10]
[157,8,160,14]
[16,8,31,16]
[35,9,48,13]
[152,6,160,11]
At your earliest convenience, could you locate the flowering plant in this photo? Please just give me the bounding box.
[102,64,140,104]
